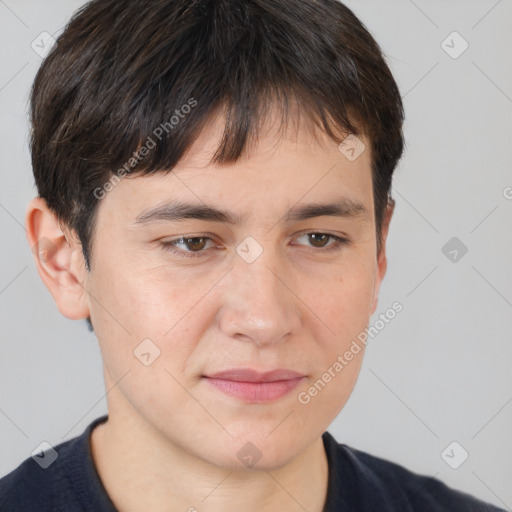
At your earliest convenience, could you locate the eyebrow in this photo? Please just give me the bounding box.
[132,197,369,227]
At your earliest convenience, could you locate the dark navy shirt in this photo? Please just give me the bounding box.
[0,415,506,511]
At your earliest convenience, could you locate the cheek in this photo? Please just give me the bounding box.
[92,255,208,334]
[90,259,221,375]
[300,266,373,422]
[309,258,375,347]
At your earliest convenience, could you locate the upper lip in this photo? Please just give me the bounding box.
[204,368,305,382]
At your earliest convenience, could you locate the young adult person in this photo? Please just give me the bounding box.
[0,1,506,510]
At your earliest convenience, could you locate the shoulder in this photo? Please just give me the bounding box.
[322,431,506,512]
[0,435,79,511]
[0,415,109,512]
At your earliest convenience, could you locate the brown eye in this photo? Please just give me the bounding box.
[293,232,349,252]
[308,233,331,248]
[161,235,217,258]
[182,237,208,251]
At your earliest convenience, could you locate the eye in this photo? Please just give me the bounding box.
[293,232,349,252]
[160,236,217,258]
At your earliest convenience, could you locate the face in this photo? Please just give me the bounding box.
[54,111,390,470]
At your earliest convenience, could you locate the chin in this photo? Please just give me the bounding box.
[201,429,304,471]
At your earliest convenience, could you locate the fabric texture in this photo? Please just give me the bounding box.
[0,415,506,511]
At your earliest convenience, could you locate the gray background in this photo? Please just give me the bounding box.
[0,0,511,509]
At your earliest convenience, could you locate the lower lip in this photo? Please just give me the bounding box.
[204,377,304,402]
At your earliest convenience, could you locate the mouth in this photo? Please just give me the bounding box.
[202,368,305,402]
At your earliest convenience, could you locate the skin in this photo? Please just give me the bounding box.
[26,107,393,512]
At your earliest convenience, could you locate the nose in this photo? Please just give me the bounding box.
[217,247,302,346]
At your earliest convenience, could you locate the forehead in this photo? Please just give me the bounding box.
[97,107,374,227]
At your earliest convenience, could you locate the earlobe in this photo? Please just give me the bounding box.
[25,197,90,320]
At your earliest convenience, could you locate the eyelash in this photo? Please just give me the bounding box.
[160,233,350,259]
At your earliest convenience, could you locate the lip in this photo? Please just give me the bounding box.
[205,368,304,382]
[202,368,305,402]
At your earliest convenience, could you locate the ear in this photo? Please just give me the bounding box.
[369,199,395,316]
[25,197,90,320]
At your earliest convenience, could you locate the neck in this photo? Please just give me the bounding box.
[90,409,329,512]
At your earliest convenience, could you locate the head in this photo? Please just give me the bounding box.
[26,0,404,469]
